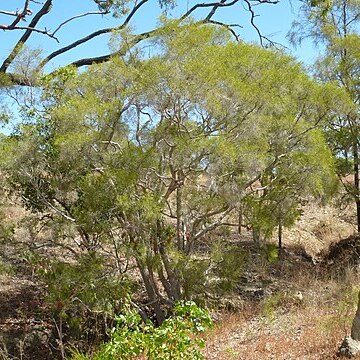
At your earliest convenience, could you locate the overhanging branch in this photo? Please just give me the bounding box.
[0,0,53,73]
[0,0,282,82]
[39,0,150,68]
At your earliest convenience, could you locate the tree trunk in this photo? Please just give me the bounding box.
[238,207,243,235]
[353,142,360,232]
[156,220,182,301]
[158,243,181,301]
[351,290,360,341]
[176,185,185,251]
[136,257,166,325]
[252,227,260,243]
[278,221,282,249]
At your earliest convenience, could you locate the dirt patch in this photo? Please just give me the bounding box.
[279,203,356,257]
[0,275,54,360]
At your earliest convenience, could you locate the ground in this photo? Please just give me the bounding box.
[0,200,359,359]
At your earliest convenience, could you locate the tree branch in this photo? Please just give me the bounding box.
[0,0,280,81]
[51,11,110,37]
[0,0,53,73]
[7,0,30,29]
[243,0,280,47]
[180,0,240,21]
[39,0,150,68]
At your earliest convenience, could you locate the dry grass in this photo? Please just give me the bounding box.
[277,202,356,257]
[203,262,360,360]
[200,199,360,359]
[0,193,359,359]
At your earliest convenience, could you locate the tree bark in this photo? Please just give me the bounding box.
[353,142,360,232]
[351,290,360,341]
[135,256,165,325]
[278,221,282,249]
[253,227,260,243]
[238,206,243,235]
[176,184,185,251]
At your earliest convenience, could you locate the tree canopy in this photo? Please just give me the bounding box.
[0,23,348,324]
[291,0,360,230]
[0,0,280,86]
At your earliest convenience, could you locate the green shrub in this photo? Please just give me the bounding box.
[0,259,15,276]
[30,252,133,349]
[70,301,213,360]
[211,242,246,293]
[264,243,279,263]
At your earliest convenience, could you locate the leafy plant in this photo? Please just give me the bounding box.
[264,243,279,263]
[70,301,212,360]
[32,252,133,350]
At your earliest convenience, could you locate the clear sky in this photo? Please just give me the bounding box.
[0,0,321,72]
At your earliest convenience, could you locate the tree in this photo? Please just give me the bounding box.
[0,23,345,325]
[291,1,360,353]
[290,0,360,230]
[0,0,280,86]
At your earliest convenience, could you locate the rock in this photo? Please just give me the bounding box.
[338,336,360,357]
[351,291,360,341]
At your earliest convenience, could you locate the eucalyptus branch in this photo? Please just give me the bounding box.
[51,11,110,36]
[193,205,235,241]
[0,10,21,17]
[0,0,53,73]
[206,20,242,41]
[0,25,59,40]
[7,0,30,29]
[243,0,279,47]
[39,0,150,68]
[180,0,239,21]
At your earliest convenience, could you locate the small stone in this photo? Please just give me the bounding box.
[264,342,271,352]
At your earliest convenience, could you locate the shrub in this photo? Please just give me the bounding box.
[31,252,133,351]
[70,301,213,360]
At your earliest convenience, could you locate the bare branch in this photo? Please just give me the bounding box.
[51,11,111,36]
[180,0,239,21]
[243,0,280,47]
[205,0,227,21]
[0,24,59,40]
[0,10,21,17]
[40,0,150,68]
[8,0,30,29]
[0,0,53,73]
[207,20,242,41]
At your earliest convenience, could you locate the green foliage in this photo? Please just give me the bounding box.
[31,252,132,344]
[70,301,212,360]
[0,260,15,276]
[297,0,360,226]
[262,292,285,320]
[320,285,359,335]
[210,242,247,293]
[261,291,304,321]
[1,23,346,328]
[175,255,209,299]
[264,243,279,263]
[0,214,15,243]
[39,253,130,314]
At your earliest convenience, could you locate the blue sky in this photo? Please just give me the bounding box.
[0,0,321,71]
